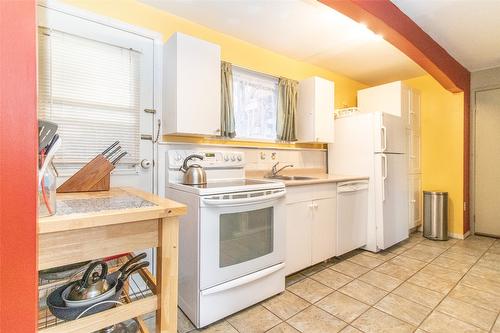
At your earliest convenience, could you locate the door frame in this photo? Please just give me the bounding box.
[38,0,164,194]
[470,84,500,235]
[0,1,38,331]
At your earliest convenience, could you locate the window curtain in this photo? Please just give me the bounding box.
[220,61,236,138]
[277,78,298,142]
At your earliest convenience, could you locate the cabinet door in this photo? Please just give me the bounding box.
[315,78,335,143]
[311,198,336,264]
[164,33,221,136]
[409,130,421,174]
[409,174,422,228]
[285,201,312,275]
[409,89,421,131]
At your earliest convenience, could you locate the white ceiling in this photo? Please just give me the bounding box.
[140,0,425,85]
[392,0,500,72]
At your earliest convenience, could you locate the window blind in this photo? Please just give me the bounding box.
[232,67,278,140]
[38,28,140,166]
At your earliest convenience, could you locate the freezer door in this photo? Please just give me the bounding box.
[374,153,409,249]
[373,112,406,154]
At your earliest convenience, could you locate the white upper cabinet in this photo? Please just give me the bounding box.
[357,81,410,122]
[297,77,335,143]
[163,32,221,136]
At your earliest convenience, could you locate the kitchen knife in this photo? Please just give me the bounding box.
[111,152,127,165]
[105,146,122,160]
[101,141,120,156]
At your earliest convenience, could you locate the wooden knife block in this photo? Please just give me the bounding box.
[57,155,115,193]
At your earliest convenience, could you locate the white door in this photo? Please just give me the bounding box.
[475,88,500,236]
[375,153,409,249]
[311,198,336,264]
[38,6,156,193]
[285,201,313,275]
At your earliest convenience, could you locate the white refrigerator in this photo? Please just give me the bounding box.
[329,112,409,252]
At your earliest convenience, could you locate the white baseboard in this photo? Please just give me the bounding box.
[448,230,471,240]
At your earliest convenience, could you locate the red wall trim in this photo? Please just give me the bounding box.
[0,0,38,331]
[321,0,471,234]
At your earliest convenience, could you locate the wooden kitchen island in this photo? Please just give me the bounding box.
[37,187,186,333]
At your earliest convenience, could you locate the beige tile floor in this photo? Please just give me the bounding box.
[174,232,500,333]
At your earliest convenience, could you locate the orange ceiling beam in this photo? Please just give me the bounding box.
[320,0,470,93]
[321,0,471,234]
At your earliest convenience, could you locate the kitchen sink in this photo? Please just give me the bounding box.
[265,175,318,181]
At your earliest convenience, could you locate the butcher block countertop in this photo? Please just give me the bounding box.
[246,168,368,187]
[38,187,186,234]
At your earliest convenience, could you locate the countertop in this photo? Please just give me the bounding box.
[38,187,186,234]
[246,168,368,187]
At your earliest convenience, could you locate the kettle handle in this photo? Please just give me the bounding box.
[180,154,204,173]
[81,261,108,288]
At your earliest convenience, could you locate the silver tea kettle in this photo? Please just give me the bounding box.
[179,154,207,185]
[67,261,110,301]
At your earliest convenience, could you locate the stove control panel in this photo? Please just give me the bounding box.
[168,150,245,169]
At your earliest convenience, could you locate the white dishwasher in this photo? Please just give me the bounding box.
[336,180,369,256]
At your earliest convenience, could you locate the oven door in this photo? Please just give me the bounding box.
[199,188,286,290]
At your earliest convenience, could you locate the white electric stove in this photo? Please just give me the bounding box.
[165,149,286,328]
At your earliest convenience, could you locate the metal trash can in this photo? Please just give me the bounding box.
[423,191,448,240]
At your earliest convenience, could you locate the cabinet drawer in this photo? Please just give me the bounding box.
[285,183,336,204]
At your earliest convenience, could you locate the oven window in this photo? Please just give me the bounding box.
[219,207,274,268]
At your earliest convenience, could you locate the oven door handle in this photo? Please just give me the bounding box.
[201,190,286,206]
[201,263,285,296]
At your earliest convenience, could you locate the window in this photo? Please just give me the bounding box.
[37,28,140,166]
[232,67,278,140]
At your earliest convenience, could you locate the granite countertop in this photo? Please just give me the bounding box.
[38,187,187,234]
[246,168,368,187]
[56,194,156,215]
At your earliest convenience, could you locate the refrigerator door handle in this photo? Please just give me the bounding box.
[381,125,387,152]
[381,154,387,201]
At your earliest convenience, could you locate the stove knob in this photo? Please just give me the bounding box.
[237,155,242,161]
[175,154,182,161]
[230,155,236,161]
[224,155,229,162]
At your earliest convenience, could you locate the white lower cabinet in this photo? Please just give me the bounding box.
[311,198,336,264]
[285,201,312,275]
[285,184,336,276]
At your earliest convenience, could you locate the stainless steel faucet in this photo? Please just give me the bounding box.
[268,162,294,177]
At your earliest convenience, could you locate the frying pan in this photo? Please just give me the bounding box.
[47,274,123,320]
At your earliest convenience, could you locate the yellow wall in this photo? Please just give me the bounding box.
[63,0,366,108]
[405,75,464,235]
[62,0,367,149]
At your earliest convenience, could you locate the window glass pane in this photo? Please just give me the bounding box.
[233,68,278,140]
[219,207,274,268]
